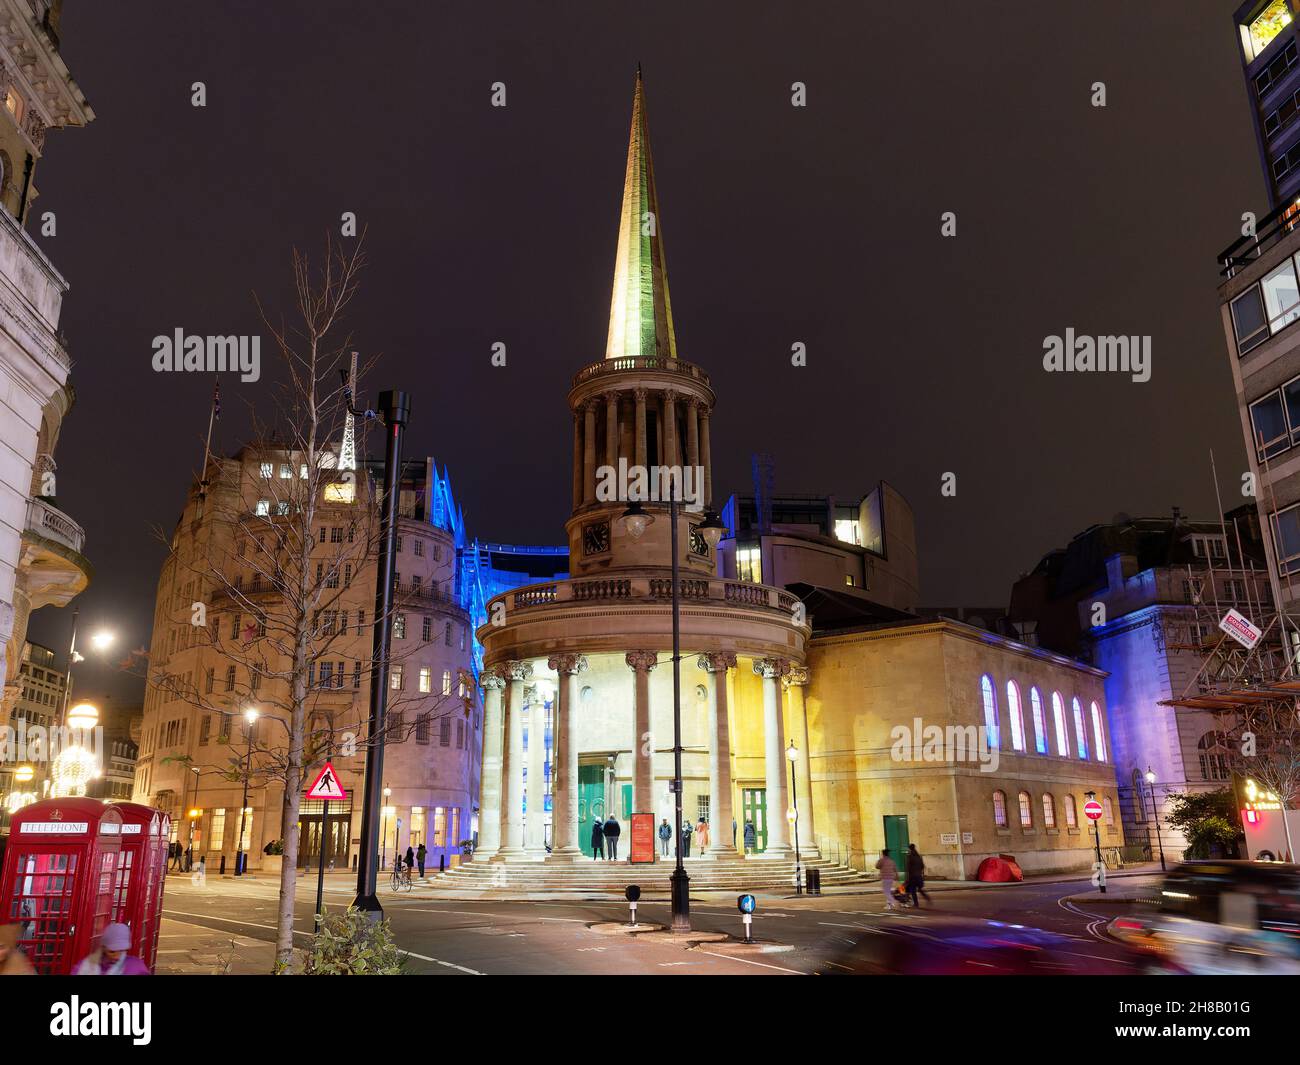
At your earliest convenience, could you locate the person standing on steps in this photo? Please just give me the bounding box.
[416,842,427,879]
[603,814,621,860]
[695,818,709,855]
[591,817,606,860]
[681,818,692,858]
[904,843,931,908]
[743,820,757,855]
[658,817,672,857]
[876,847,898,911]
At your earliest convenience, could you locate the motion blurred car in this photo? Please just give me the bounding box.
[1123,860,1300,975]
[831,917,1132,975]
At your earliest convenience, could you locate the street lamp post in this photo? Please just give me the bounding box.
[234,707,258,877]
[380,786,392,869]
[1145,767,1167,871]
[186,765,201,871]
[1084,788,1106,893]
[787,741,802,896]
[621,497,725,935]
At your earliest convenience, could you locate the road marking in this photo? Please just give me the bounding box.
[823,961,856,972]
[537,917,587,922]
[397,949,484,975]
[818,921,884,934]
[695,950,805,975]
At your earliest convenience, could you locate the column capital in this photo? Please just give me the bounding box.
[753,657,790,680]
[783,664,811,689]
[480,667,506,691]
[547,653,588,676]
[633,387,648,402]
[501,660,533,683]
[625,649,659,673]
[697,651,737,674]
[662,388,678,405]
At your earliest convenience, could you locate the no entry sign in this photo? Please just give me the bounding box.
[1083,799,1103,821]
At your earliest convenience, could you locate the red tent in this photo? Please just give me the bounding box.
[975,854,1024,882]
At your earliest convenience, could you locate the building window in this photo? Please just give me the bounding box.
[1006,680,1025,752]
[416,713,430,745]
[1064,795,1078,828]
[255,499,270,517]
[456,719,465,749]
[1231,285,1270,355]
[390,665,403,690]
[1017,791,1032,828]
[1243,0,1293,62]
[1090,700,1107,762]
[433,807,447,847]
[414,539,424,557]
[1103,796,1115,826]
[439,717,451,747]
[422,616,432,642]
[419,667,431,693]
[442,670,452,696]
[1042,793,1057,829]
[1051,691,1069,757]
[992,790,1007,828]
[1029,687,1047,754]
[979,674,1000,749]
[209,808,227,852]
[444,622,452,647]
[225,666,236,692]
[1198,732,1231,781]
[1071,697,1089,759]
[259,462,273,478]
[279,463,292,479]
[393,614,406,640]
[1271,500,1300,575]
[833,519,861,546]
[736,545,762,583]
[1262,256,1300,334]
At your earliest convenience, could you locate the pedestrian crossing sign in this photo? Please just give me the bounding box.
[306,762,347,801]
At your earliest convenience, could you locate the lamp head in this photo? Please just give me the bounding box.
[698,510,726,549]
[786,740,798,762]
[620,500,654,541]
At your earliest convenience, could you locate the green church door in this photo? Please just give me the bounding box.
[883,814,910,871]
[742,788,768,853]
[577,764,606,853]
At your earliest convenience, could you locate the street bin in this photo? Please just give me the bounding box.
[0,798,124,974]
[806,867,821,895]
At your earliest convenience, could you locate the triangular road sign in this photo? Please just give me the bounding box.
[306,761,346,801]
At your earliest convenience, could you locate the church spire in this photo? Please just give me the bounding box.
[605,67,678,361]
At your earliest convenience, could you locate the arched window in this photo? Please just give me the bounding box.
[1072,697,1089,759]
[1198,732,1230,781]
[1103,796,1114,825]
[980,675,1000,749]
[1064,794,1078,828]
[1051,692,1069,756]
[1018,791,1033,828]
[992,790,1007,828]
[1042,793,1057,828]
[1006,680,1025,751]
[1030,687,1047,754]
[1088,701,1106,761]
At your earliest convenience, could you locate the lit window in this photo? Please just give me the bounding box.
[324,481,355,503]
[255,499,270,517]
[442,670,451,696]
[299,464,308,479]
[4,89,22,122]
[833,519,861,546]
[1262,258,1300,333]
[1072,697,1089,759]
[419,667,431,694]
[1042,793,1056,829]
[980,674,1000,749]
[1244,0,1293,61]
[1030,687,1047,754]
[1017,791,1032,828]
[393,613,406,640]
[736,545,762,583]
[279,463,292,479]
[992,790,1008,828]
[1051,692,1069,757]
[1064,795,1077,828]
[259,462,273,478]
[844,574,855,587]
[1090,700,1107,762]
[1006,680,1025,752]
[389,665,403,690]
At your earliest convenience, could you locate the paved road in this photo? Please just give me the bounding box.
[157,870,1160,975]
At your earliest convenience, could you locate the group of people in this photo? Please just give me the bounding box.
[590,815,622,859]
[875,843,932,911]
[167,840,192,872]
[400,843,429,879]
[0,922,149,976]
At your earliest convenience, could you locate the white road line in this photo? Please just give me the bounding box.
[694,950,805,975]
[818,921,883,934]
[396,949,483,975]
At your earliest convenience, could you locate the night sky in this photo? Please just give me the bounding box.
[24,1,1264,710]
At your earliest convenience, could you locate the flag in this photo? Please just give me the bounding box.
[212,377,221,420]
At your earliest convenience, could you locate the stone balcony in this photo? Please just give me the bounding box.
[20,496,91,609]
[478,573,809,666]
[571,354,711,390]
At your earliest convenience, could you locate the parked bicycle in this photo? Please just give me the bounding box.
[390,857,412,892]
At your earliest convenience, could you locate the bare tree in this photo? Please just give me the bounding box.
[1211,699,1300,859]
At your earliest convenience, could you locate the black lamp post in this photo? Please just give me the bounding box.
[351,387,409,919]
[620,497,725,934]
[234,707,258,876]
[786,740,802,895]
[1145,767,1166,871]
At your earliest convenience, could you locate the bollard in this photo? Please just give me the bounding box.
[219,855,226,876]
[440,853,446,873]
[737,893,756,943]
[807,867,821,896]
[626,884,641,927]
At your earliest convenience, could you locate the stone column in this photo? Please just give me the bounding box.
[754,657,792,856]
[698,652,737,857]
[619,396,634,462]
[699,410,712,506]
[547,653,588,860]
[500,661,532,857]
[662,390,678,470]
[686,399,700,469]
[634,389,647,469]
[571,415,583,509]
[783,665,818,857]
[604,392,618,470]
[625,651,658,817]
[582,402,597,505]
[524,683,547,855]
[476,668,506,859]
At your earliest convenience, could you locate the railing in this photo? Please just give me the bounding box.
[25,496,84,553]
[486,575,805,624]
[1219,197,1300,277]
[571,355,711,389]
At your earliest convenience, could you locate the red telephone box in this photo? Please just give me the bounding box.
[110,802,170,970]
[0,798,123,975]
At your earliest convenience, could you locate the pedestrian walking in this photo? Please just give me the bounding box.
[743,820,757,854]
[404,846,415,873]
[168,841,181,871]
[416,842,427,879]
[191,856,207,886]
[0,923,34,975]
[657,818,672,857]
[73,923,149,976]
[695,818,709,855]
[591,817,606,860]
[732,817,737,848]
[904,843,931,908]
[876,848,898,911]
[603,815,621,860]
[681,819,692,858]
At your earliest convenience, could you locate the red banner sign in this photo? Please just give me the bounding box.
[629,812,656,863]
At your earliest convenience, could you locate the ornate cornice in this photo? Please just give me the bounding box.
[548,653,588,675]
[753,657,790,680]
[501,661,533,683]
[696,651,736,674]
[625,649,659,673]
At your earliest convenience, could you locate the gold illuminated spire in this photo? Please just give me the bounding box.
[605,66,677,361]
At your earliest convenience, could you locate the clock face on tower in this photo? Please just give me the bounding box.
[583,520,611,556]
